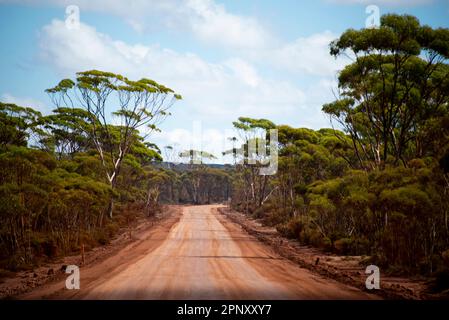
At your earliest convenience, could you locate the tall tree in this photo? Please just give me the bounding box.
[179,149,217,204]
[231,117,276,212]
[324,14,449,168]
[46,70,182,218]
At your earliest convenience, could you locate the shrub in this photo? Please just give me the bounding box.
[334,238,353,255]
[265,207,290,226]
[276,216,302,239]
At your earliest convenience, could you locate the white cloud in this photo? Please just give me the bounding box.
[1,1,355,159]
[223,58,260,87]
[4,0,347,78]
[38,19,305,117]
[1,93,48,113]
[37,19,312,161]
[185,0,272,49]
[1,0,272,50]
[266,31,348,77]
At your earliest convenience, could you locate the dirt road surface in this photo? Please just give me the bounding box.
[23,205,378,299]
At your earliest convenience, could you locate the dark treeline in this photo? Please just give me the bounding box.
[154,162,232,205]
[230,14,449,278]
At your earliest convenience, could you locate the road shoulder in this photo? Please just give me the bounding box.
[3,205,183,299]
[217,206,428,300]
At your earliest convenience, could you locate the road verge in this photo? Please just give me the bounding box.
[218,206,430,300]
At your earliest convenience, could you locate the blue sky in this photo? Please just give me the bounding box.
[0,0,448,162]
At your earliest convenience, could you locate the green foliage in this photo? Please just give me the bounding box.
[1,15,449,281]
[326,14,449,169]
[232,17,449,273]
[46,70,181,218]
[253,14,449,275]
[0,69,182,269]
[0,102,43,148]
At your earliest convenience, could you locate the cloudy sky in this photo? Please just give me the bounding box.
[0,0,448,162]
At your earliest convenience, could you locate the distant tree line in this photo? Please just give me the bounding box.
[155,161,232,205]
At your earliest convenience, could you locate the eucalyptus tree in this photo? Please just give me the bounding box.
[142,168,170,216]
[0,102,44,149]
[46,70,182,218]
[41,107,92,158]
[163,145,175,168]
[323,14,449,169]
[231,117,276,212]
[178,149,217,204]
[232,117,276,162]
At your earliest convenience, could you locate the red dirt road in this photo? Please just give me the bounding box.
[23,205,379,299]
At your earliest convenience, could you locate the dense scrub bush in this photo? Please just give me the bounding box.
[234,122,449,275]
[0,143,165,270]
[260,161,449,274]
